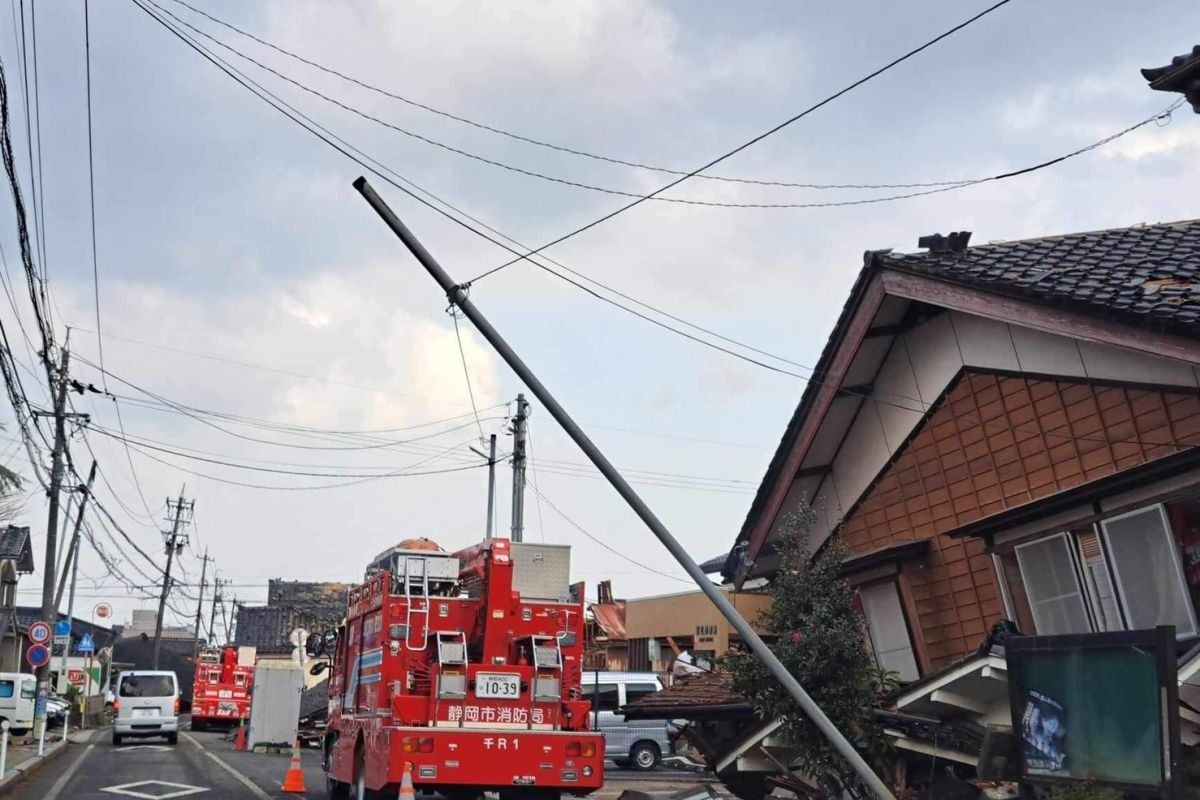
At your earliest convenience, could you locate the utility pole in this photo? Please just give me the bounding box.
[55,460,98,611]
[33,340,72,738]
[470,434,498,538]
[510,394,529,542]
[153,488,193,669]
[354,177,897,800]
[208,572,222,648]
[192,550,211,657]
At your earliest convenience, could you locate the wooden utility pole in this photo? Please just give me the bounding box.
[192,550,211,656]
[152,488,192,669]
[510,394,528,542]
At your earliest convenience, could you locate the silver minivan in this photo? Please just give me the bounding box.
[113,670,180,746]
[581,671,671,770]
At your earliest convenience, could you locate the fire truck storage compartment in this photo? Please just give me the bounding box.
[510,542,572,602]
[367,545,459,592]
[246,660,303,749]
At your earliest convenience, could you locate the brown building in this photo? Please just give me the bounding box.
[623,589,772,672]
[725,219,1200,678]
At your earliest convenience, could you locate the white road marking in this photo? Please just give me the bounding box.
[99,780,208,799]
[43,742,98,800]
[180,731,272,800]
[116,744,173,752]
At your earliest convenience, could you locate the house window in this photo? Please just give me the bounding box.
[1101,505,1197,636]
[858,580,919,681]
[1014,533,1091,635]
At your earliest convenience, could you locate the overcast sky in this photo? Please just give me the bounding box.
[1,0,1197,636]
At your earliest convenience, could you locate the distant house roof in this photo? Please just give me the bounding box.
[0,526,34,574]
[622,672,753,721]
[589,602,626,641]
[267,580,350,609]
[234,604,343,655]
[876,218,1200,336]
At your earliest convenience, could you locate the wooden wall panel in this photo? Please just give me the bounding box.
[839,370,1200,670]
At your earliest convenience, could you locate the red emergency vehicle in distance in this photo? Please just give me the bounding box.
[191,645,254,731]
[316,537,603,799]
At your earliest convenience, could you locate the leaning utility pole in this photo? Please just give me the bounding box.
[208,573,222,647]
[470,434,499,538]
[152,488,193,669]
[353,177,896,800]
[510,394,529,542]
[32,340,72,738]
[192,550,211,657]
[57,460,98,674]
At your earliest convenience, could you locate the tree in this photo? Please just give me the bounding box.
[721,506,888,794]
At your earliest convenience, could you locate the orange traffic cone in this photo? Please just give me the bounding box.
[282,739,307,794]
[397,762,415,800]
[234,719,247,752]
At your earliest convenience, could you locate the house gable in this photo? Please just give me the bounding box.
[839,368,1200,668]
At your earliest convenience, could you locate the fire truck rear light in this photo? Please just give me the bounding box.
[565,742,581,757]
[401,737,417,753]
[580,741,596,758]
[418,737,434,753]
[583,766,593,777]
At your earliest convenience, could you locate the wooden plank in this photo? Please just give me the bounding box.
[931,688,988,715]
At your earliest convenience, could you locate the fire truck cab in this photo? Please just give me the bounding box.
[318,538,604,799]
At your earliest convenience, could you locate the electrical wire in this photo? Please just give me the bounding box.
[450,308,487,442]
[84,0,107,390]
[167,0,1024,192]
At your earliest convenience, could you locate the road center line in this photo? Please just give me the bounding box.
[43,742,98,800]
[180,732,271,800]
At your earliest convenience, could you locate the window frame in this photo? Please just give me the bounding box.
[857,578,921,681]
[1013,531,1095,635]
[1100,503,1198,637]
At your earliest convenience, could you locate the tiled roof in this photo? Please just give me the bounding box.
[0,526,33,573]
[234,605,343,655]
[267,580,350,609]
[621,672,754,720]
[877,218,1200,336]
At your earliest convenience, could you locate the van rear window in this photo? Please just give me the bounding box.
[120,675,175,697]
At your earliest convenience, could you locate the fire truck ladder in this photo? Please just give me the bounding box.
[527,634,564,730]
[434,631,469,727]
[402,556,430,651]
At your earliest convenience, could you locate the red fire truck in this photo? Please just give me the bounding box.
[316,537,603,799]
[190,645,254,731]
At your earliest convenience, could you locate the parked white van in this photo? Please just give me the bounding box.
[582,671,672,770]
[0,672,36,735]
[113,670,180,746]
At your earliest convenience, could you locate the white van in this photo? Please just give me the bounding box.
[581,671,672,770]
[113,670,180,746]
[0,672,36,735]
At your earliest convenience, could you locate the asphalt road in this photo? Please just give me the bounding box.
[9,723,713,799]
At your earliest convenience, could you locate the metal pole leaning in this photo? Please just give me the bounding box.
[352,177,895,800]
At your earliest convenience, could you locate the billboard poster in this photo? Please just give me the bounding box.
[1006,626,1180,797]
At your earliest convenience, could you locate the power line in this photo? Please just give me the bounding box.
[84,0,107,388]
[464,0,1017,284]
[164,0,1019,193]
[450,308,487,442]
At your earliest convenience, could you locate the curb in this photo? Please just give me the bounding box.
[0,729,96,796]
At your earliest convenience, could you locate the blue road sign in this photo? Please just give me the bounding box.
[77,633,95,654]
[26,643,49,668]
[54,619,70,637]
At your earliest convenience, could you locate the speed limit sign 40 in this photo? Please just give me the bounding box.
[27,621,51,644]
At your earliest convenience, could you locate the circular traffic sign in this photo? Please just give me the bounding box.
[25,644,49,668]
[94,603,112,620]
[28,621,51,644]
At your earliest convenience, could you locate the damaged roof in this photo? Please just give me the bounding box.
[0,526,33,573]
[878,219,1200,335]
[621,672,754,720]
[589,602,626,641]
[234,605,343,655]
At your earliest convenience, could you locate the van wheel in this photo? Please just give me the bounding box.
[630,741,660,771]
[112,734,122,747]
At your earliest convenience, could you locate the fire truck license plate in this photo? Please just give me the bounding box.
[476,673,520,698]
